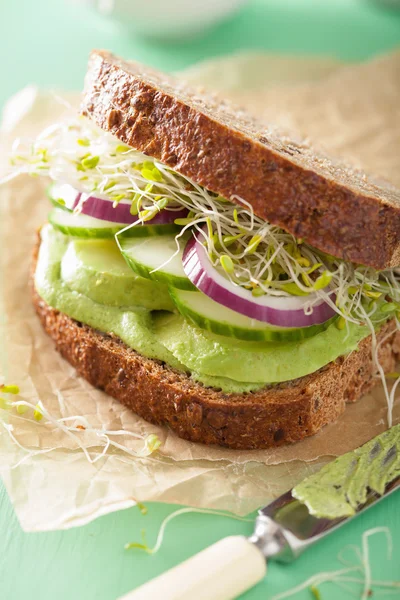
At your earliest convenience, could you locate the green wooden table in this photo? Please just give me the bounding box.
[1,1,400,599]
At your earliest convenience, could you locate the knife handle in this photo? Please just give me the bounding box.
[118,535,267,600]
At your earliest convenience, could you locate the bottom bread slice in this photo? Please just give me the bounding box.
[31,252,400,450]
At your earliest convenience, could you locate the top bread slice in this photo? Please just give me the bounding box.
[81,50,400,270]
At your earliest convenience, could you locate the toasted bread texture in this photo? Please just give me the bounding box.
[32,239,400,449]
[81,50,400,270]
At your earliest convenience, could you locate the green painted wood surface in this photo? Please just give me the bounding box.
[1,1,400,598]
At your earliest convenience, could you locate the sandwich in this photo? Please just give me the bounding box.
[11,50,400,449]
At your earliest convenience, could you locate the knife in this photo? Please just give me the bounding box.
[119,428,400,600]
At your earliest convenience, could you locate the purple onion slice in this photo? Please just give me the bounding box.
[182,234,336,328]
[49,182,188,225]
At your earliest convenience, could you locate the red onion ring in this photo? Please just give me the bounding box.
[74,192,188,224]
[182,234,336,328]
[51,182,187,225]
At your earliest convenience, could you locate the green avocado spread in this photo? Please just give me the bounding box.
[35,225,373,393]
[293,424,400,519]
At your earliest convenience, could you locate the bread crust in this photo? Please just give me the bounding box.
[81,50,400,270]
[32,242,400,449]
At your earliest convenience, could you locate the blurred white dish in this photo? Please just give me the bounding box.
[78,0,248,40]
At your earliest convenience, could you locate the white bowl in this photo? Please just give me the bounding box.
[79,0,248,40]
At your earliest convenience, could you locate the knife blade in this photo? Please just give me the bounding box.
[250,476,399,564]
[119,425,400,600]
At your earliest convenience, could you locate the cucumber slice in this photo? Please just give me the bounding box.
[49,207,180,238]
[49,208,129,238]
[169,287,336,342]
[60,238,174,311]
[119,235,195,290]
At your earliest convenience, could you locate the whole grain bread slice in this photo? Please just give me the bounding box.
[32,241,400,450]
[81,50,400,270]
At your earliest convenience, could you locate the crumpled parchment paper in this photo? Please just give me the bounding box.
[0,52,399,532]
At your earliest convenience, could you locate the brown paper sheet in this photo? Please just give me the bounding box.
[182,51,400,188]
[0,53,399,531]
